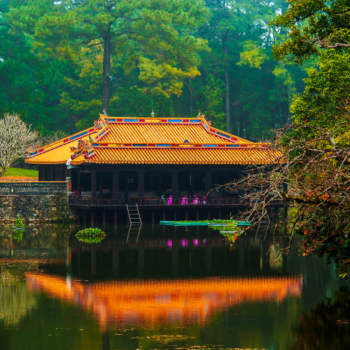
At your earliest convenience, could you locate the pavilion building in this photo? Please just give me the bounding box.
[26,114,278,224]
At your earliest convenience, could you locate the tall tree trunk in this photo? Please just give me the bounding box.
[223,34,231,133]
[281,100,290,124]
[239,111,245,138]
[0,166,7,178]
[102,31,111,114]
[184,79,193,116]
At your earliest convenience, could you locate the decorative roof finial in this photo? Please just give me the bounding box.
[103,108,108,117]
[197,110,201,118]
[151,109,154,118]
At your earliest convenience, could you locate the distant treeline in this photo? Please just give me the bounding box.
[0,0,310,141]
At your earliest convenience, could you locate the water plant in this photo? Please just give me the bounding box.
[75,228,106,244]
[15,215,25,229]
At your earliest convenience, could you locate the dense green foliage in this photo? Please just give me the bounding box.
[271,0,350,277]
[0,0,306,140]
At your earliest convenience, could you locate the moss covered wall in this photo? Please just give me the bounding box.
[0,182,76,223]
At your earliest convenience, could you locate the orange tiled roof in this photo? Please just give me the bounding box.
[26,115,279,165]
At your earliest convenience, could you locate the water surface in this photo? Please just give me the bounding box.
[0,224,349,349]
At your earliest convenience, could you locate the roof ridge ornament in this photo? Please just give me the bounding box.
[103,109,108,117]
[70,139,94,160]
[151,110,154,118]
[95,114,107,131]
[26,143,40,158]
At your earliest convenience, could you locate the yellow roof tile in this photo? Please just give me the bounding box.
[101,123,243,144]
[26,115,279,166]
[26,128,95,164]
[71,147,279,165]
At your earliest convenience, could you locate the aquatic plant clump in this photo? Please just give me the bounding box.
[15,215,25,229]
[75,228,106,244]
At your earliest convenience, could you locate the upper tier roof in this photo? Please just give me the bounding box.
[26,115,277,165]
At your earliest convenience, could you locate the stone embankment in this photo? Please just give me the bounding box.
[0,182,76,223]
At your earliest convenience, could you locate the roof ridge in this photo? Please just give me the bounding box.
[101,114,250,144]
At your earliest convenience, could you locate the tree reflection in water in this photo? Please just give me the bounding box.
[291,287,350,350]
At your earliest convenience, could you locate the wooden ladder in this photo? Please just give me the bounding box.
[126,204,142,225]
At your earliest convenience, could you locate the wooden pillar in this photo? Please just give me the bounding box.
[125,172,129,205]
[196,209,199,221]
[218,209,221,219]
[163,210,166,221]
[77,169,81,197]
[140,209,143,223]
[84,211,87,226]
[99,173,103,198]
[91,211,95,228]
[174,210,177,221]
[206,170,212,193]
[114,210,117,227]
[152,210,155,225]
[113,170,118,199]
[207,209,210,220]
[138,170,144,200]
[77,210,81,225]
[91,168,96,199]
[157,172,162,197]
[172,169,178,201]
[185,209,188,221]
[190,170,193,197]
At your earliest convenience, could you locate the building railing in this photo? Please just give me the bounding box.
[68,196,263,206]
[69,195,285,207]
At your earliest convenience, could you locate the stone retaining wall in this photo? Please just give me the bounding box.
[0,182,76,223]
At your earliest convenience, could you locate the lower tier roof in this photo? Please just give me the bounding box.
[71,147,279,165]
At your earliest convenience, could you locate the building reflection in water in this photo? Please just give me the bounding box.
[26,273,302,329]
[66,230,286,278]
[1,225,304,331]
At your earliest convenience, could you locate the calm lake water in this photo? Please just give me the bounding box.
[0,224,349,350]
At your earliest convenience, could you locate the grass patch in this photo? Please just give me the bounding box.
[0,167,38,177]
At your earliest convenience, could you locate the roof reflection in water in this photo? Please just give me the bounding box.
[26,273,302,329]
